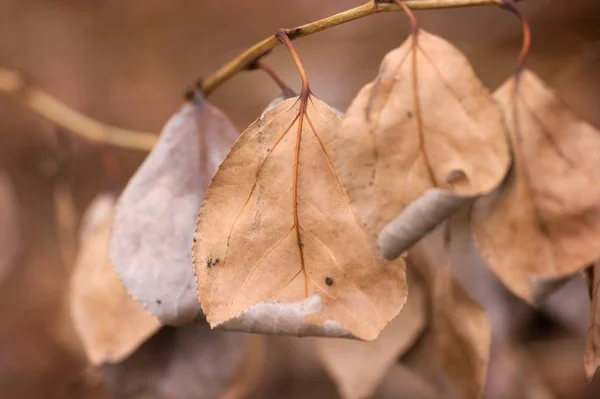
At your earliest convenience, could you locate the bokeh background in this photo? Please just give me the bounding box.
[0,0,598,398]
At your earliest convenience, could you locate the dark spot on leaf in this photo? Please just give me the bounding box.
[325,276,334,286]
[207,257,213,268]
[156,299,162,305]
[193,237,197,243]
[297,240,303,248]
[214,259,219,265]
[407,111,413,119]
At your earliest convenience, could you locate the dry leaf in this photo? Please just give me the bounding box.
[472,69,600,302]
[110,90,239,325]
[315,271,426,399]
[102,323,255,399]
[70,193,161,365]
[406,219,490,398]
[193,95,407,340]
[585,256,600,379]
[0,170,20,283]
[400,328,447,395]
[433,263,490,399]
[411,208,531,344]
[333,30,509,243]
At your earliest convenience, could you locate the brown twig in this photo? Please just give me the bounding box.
[199,0,502,96]
[0,67,157,151]
[0,0,514,152]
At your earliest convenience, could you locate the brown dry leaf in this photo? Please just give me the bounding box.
[0,170,20,283]
[410,208,531,344]
[315,271,426,399]
[110,90,239,325]
[585,256,600,379]
[193,95,407,341]
[433,263,490,399]
[102,323,258,399]
[70,193,161,366]
[472,69,600,303]
[333,30,509,245]
[407,222,490,399]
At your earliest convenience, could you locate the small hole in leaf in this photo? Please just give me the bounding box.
[445,169,469,190]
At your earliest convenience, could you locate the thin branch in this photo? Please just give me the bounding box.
[500,0,531,76]
[199,0,501,95]
[0,67,157,152]
[248,61,296,97]
[1,0,507,152]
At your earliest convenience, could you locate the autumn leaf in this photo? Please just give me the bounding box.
[0,170,20,284]
[433,263,490,399]
[404,217,490,398]
[70,193,161,366]
[585,256,600,379]
[109,89,239,325]
[193,95,407,341]
[472,69,600,302]
[315,270,426,399]
[102,323,257,399]
[409,207,530,345]
[332,30,510,246]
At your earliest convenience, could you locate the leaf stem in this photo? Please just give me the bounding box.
[276,30,311,297]
[394,1,438,186]
[249,61,296,98]
[499,0,531,77]
[198,0,502,96]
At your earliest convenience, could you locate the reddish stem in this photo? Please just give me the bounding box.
[276,29,311,297]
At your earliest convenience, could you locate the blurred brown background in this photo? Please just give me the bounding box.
[0,0,598,398]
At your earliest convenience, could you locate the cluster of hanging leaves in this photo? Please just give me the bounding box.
[57,14,600,399]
